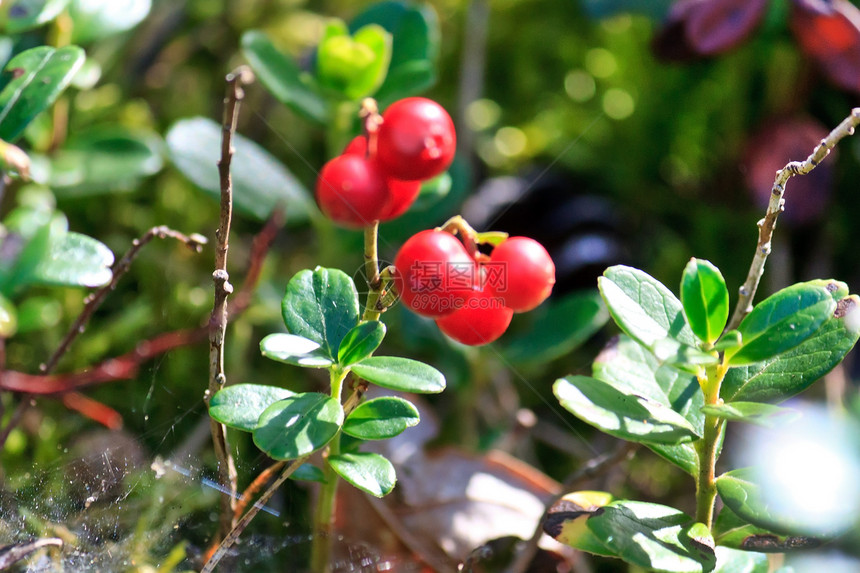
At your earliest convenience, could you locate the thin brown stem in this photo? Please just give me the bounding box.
[728,108,860,330]
[208,65,255,539]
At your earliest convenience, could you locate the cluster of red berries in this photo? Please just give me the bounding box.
[394,226,556,346]
[315,97,457,228]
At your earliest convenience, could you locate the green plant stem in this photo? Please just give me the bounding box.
[309,368,348,573]
[694,363,727,529]
[363,222,383,321]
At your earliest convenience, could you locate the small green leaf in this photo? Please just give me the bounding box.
[343,396,419,440]
[408,170,451,211]
[503,290,609,365]
[722,296,860,402]
[715,330,742,353]
[727,281,838,366]
[553,375,700,445]
[166,116,312,222]
[337,321,386,366]
[681,258,729,345]
[350,356,445,393]
[713,505,820,553]
[374,59,436,108]
[544,491,616,557]
[713,546,769,573]
[586,501,716,573]
[598,265,699,359]
[0,293,17,337]
[68,0,151,43]
[0,46,85,142]
[31,231,114,288]
[652,337,719,369]
[0,206,56,295]
[328,452,396,497]
[290,463,326,483]
[241,30,327,124]
[700,402,800,428]
[4,0,71,33]
[253,393,343,460]
[260,333,334,368]
[210,384,295,432]
[281,267,360,360]
[317,23,392,100]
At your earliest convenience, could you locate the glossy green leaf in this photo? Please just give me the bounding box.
[700,402,800,428]
[0,46,85,142]
[544,491,616,557]
[337,321,386,366]
[409,170,451,211]
[350,356,445,393]
[241,30,327,124]
[713,505,820,553]
[503,290,609,365]
[166,116,312,222]
[290,463,326,483]
[68,0,151,43]
[31,231,113,288]
[253,393,343,460]
[715,330,742,354]
[209,384,295,432]
[722,296,860,402]
[4,0,71,33]
[598,265,699,360]
[586,501,716,573]
[280,267,359,361]
[713,546,769,573]
[260,333,334,368]
[727,282,838,366]
[681,258,729,345]
[374,59,436,108]
[592,335,705,474]
[716,468,836,537]
[0,206,56,295]
[554,375,700,445]
[328,452,396,497]
[343,396,419,440]
[0,293,17,337]
[42,127,163,197]
[317,22,391,100]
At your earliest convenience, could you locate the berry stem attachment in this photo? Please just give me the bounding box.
[438,214,480,257]
[359,97,383,157]
[363,221,386,321]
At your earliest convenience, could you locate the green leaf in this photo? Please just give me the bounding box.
[544,490,617,557]
[409,170,451,211]
[681,258,729,345]
[337,321,386,366]
[0,293,17,337]
[40,127,163,197]
[598,265,700,361]
[4,0,71,33]
[713,505,820,553]
[713,546,769,573]
[68,0,151,43]
[0,46,85,142]
[343,396,419,440]
[715,330,742,354]
[374,59,436,108]
[553,375,700,445]
[350,356,445,393]
[328,452,396,497]
[253,393,343,460]
[586,501,716,573]
[260,333,334,368]
[30,230,113,288]
[209,384,295,432]
[317,23,392,100]
[503,290,609,365]
[280,267,359,360]
[727,281,838,366]
[290,463,326,483]
[716,468,837,537]
[0,206,56,295]
[241,30,327,124]
[166,116,312,222]
[700,402,800,428]
[592,335,705,474]
[722,296,860,402]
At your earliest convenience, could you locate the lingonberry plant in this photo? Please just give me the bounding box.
[544,110,860,572]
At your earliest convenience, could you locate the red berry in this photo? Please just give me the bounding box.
[435,284,513,346]
[377,97,456,181]
[394,229,478,317]
[315,154,388,228]
[343,136,421,221]
[487,237,555,312]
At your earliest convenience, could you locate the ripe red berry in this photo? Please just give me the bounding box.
[377,97,456,181]
[435,283,513,346]
[315,154,388,228]
[343,136,421,221]
[487,237,555,312]
[394,229,478,317]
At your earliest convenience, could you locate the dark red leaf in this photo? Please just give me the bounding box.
[686,0,770,55]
